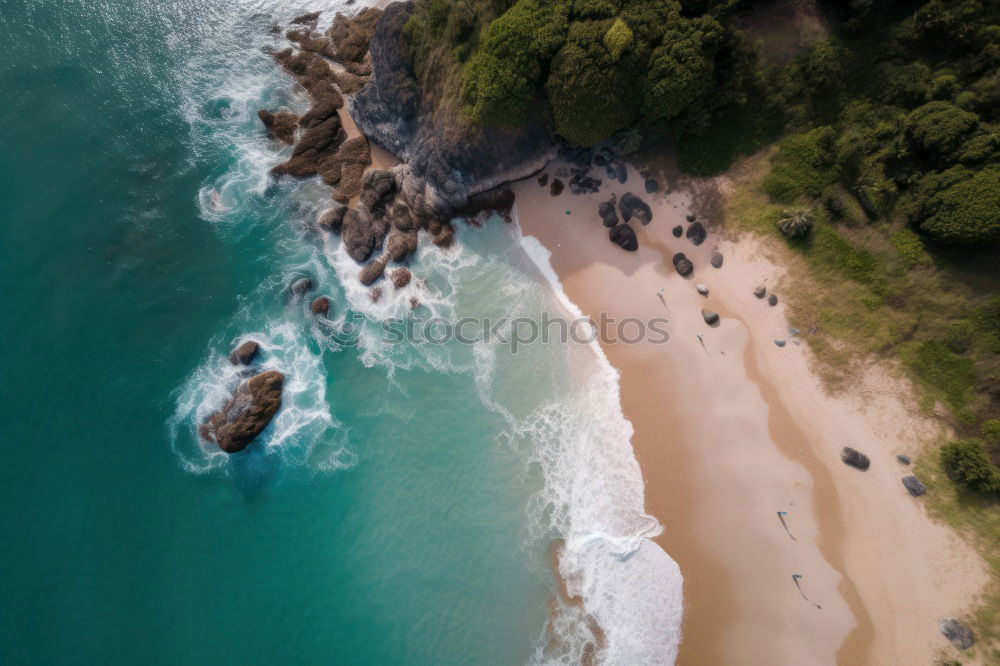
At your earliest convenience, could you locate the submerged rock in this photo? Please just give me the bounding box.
[672,253,693,277]
[598,195,618,227]
[199,370,284,453]
[290,277,314,297]
[902,475,927,496]
[702,309,719,325]
[711,251,724,268]
[228,340,259,366]
[841,447,871,471]
[686,220,707,246]
[940,619,974,650]
[609,223,638,251]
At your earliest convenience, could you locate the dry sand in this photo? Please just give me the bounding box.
[513,163,987,665]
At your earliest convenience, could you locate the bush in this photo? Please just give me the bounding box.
[763,127,840,202]
[603,17,633,61]
[904,101,981,164]
[919,166,1000,245]
[941,438,1000,493]
[777,208,814,238]
[890,228,933,268]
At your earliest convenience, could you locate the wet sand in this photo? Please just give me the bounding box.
[513,163,987,664]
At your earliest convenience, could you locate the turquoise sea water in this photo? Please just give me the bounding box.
[0,1,681,664]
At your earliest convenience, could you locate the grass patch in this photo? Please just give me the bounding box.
[675,103,782,177]
[904,340,976,416]
[916,452,1000,665]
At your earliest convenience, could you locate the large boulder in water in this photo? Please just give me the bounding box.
[841,447,870,470]
[686,220,707,245]
[672,253,693,277]
[199,370,284,453]
[310,296,331,317]
[342,208,386,262]
[228,340,259,366]
[257,109,299,144]
[609,224,638,251]
[598,195,618,227]
[619,192,652,225]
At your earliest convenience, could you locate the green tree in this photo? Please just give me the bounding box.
[941,438,1000,493]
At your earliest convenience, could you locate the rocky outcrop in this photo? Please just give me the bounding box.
[841,447,871,470]
[199,370,284,453]
[359,255,388,285]
[619,192,652,225]
[290,277,314,297]
[310,296,331,317]
[342,208,387,262]
[258,109,299,144]
[610,224,638,251]
[599,195,618,227]
[318,205,347,233]
[902,475,927,496]
[686,220,707,245]
[673,253,693,277]
[386,230,418,261]
[320,136,371,201]
[939,619,974,650]
[391,267,411,288]
[229,340,259,365]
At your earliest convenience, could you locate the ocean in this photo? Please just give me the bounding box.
[0,1,680,663]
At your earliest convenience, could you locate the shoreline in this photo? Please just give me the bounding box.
[513,161,987,664]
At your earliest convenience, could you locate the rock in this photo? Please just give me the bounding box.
[940,619,974,650]
[538,173,549,187]
[686,214,696,223]
[390,267,411,288]
[594,153,608,167]
[359,169,397,212]
[616,164,627,183]
[696,283,709,296]
[433,222,455,248]
[370,286,383,303]
[409,296,419,309]
[686,220,707,246]
[569,169,601,194]
[457,186,516,218]
[359,255,388,285]
[328,7,382,64]
[789,327,801,336]
[841,447,871,470]
[317,205,347,233]
[199,370,284,453]
[270,114,345,178]
[310,296,331,317]
[645,178,659,194]
[228,340,259,365]
[550,179,564,196]
[672,225,683,237]
[619,192,652,225]
[290,277,314,297]
[598,195,618,227]
[768,294,778,307]
[605,165,616,180]
[702,309,719,325]
[902,475,927,496]
[896,454,912,465]
[317,136,370,199]
[711,252,723,268]
[609,223,638,251]
[257,109,299,144]
[754,286,767,299]
[342,208,386,263]
[290,10,321,26]
[672,253,693,277]
[386,231,418,262]
[774,338,786,347]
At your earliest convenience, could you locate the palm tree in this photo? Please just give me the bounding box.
[616,126,643,155]
[777,207,814,238]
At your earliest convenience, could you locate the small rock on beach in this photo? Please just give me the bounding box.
[902,475,927,496]
[841,447,870,470]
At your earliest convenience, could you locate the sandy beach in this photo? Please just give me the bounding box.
[514,162,988,664]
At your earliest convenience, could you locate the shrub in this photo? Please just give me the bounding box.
[890,228,933,268]
[941,438,1000,493]
[642,17,722,122]
[919,166,1000,245]
[777,208,814,238]
[763,127,840,202]
[603,17,633,61]
[904,101,981,164]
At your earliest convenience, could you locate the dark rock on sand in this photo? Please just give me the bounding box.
[290,277,314,296]
[619,192,652,225]
[754,286,767,299]
[594,153,608,167]
[229,340,259,365]
[199,370,284,453]
[310,296,331,317]
[538,173,549,187]
[686,214,696,223]
[550,179,565,196]
[569,170,601,195]
[774,338,787,347]
[609,224,638,251]
[645,178,659,194]
[841,447,871,471]
[390,267,411,288]
[359,255,388,285]
[702,309,719,325]
[711,252,724,268]
[768,294,778,307]
[897,454,912,465]
[902,475,927,496]
[672,225,683,238]
[940,619,975,650]
[686,220,707,245]
[616,164,627,184]
[599,195,618,227]
[672,253,693,277]
[258,109,299,144]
